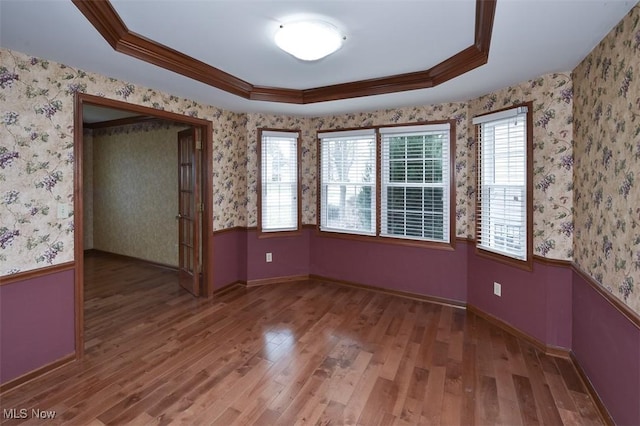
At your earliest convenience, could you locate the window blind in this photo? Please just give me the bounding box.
[319,129,376,235]
[476,107,528,259]
[380,124,450,242]
[260,130,298,232]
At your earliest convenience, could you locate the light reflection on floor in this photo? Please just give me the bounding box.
[261,328,296,363]
[264,329,295,346]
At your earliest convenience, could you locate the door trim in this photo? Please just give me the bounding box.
[73,93,214,360]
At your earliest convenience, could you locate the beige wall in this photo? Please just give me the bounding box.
[92,121,186,266]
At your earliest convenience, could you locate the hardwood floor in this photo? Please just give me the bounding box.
[0,253,604,425]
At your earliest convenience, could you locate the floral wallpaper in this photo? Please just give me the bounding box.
[573,3,640,314]
[299,83,574,256]
[469,73,575,261]
[213,110,248,230]
[0,47,245,275]
[91,121,188,267]
[0,44,583,277]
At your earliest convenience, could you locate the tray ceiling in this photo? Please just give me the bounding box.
[1,0,637,116]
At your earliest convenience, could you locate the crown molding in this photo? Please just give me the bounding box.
[72,0,253,97]
[72,0,496,105]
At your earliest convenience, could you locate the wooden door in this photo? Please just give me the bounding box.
[177,128,201,296]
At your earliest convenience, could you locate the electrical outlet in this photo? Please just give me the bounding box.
[266,252,272,263]
[493,282,502,297]
[57,203,69,219]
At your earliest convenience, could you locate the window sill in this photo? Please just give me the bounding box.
[257,228,302,239]
[316,228,455,251]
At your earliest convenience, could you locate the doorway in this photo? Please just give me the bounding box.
[74,93,214,359]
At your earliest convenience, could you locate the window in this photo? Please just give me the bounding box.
[474,105,532,264]
[319,129,376,235]
[380,124,451,243]
[258,129,300,233]
[318,122,454,246]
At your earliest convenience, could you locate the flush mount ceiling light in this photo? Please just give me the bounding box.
[275,20,345,61]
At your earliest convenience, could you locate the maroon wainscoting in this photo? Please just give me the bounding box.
[246,228,311,282]
[0,269,75,384]
[467,245,572,349]
[211,228,247,290]
[310,235,468,303]
[572,269,640,426]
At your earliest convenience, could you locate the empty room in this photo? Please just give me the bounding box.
[0,0,639,424]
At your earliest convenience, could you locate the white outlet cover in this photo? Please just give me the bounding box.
[266,253,272,262]
[57,203,69,219]
[493,282,502,297]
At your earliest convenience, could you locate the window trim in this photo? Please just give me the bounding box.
[474,102,533,270]
[316,120,456,250]
[257,128,302,238]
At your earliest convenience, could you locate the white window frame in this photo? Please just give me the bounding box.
[380,123,452,243]
[258,129,300,233]
[474,105,530,263]
[318,129,377,236]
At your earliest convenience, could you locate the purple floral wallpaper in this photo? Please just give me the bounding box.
[0,44,574,276]
[469,73,575,261]
[0,47,245,274]
[299,77,574,255]
[213,110,248,230]
[573,4,640,314]
[1,50,76,273]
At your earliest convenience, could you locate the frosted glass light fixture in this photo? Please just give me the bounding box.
[275,20,344,61]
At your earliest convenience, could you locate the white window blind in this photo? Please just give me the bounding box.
[475,107,528,260]
[380,124,451,242]
[319,129,376,235]
[260,130,298,232]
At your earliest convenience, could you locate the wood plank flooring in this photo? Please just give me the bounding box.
[0,253,604,425]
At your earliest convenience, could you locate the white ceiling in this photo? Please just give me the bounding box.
[1,0,637,117]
